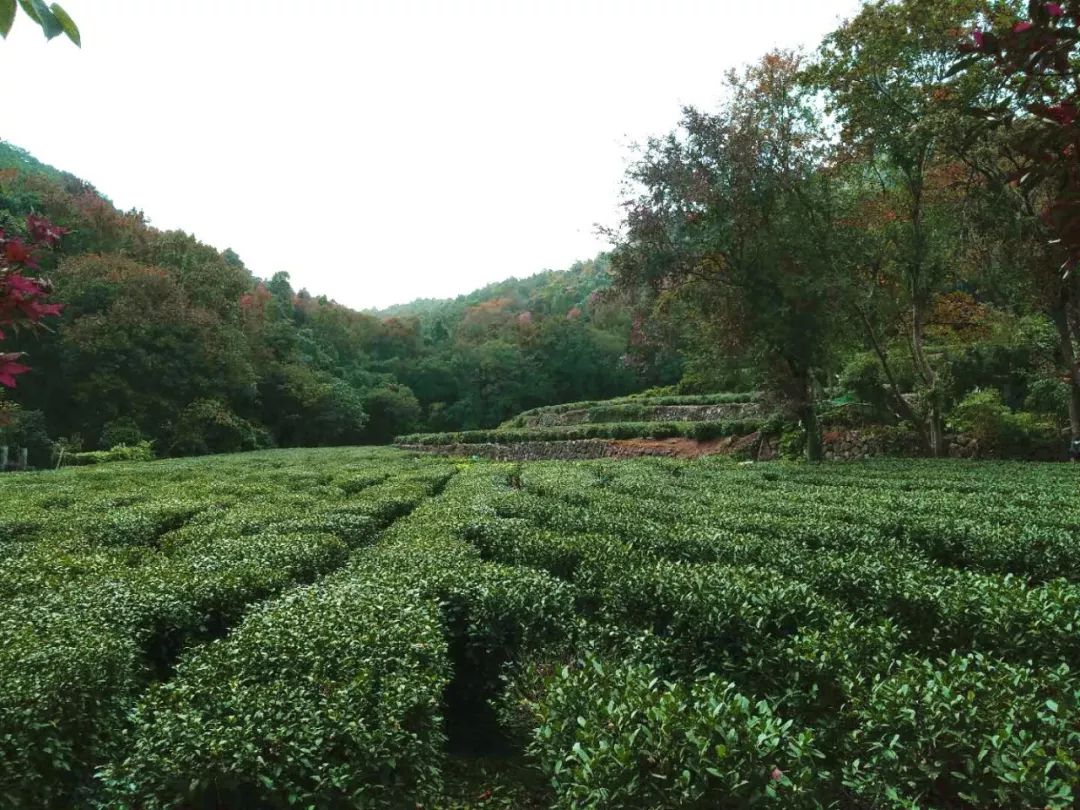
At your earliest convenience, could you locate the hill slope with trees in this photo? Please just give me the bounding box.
[0,142,669,460]
[602,0,1077,461]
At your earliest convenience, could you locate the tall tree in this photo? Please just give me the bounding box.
[610,53,846,460]
[960,0,1080,439]
[813,0,1012,454]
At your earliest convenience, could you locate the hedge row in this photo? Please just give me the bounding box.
[460,458,1080,808]
[516,459,1080,582]
[6,451,1080,808]
[0,450,454,808]
[101,575,452,808]
[501,391,759,426]
[396,418,763,446]
[504,401,763,429]
[508,643,1079,809]
[99,464,578,809]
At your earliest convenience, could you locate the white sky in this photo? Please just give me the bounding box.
[0,0,860,310]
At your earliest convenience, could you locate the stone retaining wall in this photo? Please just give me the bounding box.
[525,402,761,428]
[823,430,899,461]
[399,429,1069,462]
[396,440,622,461]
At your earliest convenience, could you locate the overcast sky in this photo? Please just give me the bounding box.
[1,0,860,310]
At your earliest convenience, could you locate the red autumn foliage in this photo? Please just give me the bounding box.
[963,1,1080,269]
[0,215,67,387]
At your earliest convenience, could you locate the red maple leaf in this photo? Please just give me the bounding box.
[0,354,31,388]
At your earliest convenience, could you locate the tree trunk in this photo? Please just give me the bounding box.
[1052,305,1080,440]
[905,161,945,457]
[855,304,927,442]
[803,401,823,463]
[783,357,823,463]
[911,300,945,457]
[795,371,822,463]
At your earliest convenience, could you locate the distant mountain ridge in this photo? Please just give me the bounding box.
[368,256,614,322]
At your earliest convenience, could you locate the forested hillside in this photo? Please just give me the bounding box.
[0,142,667,459]
[599,0,1080,461]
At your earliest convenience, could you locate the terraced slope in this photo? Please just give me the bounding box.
[502,392,762,428]
[398,392,767,457]
[2,450,1078,808]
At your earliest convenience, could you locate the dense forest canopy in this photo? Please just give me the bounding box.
[0,142,673,457]
[606,0,1079,460]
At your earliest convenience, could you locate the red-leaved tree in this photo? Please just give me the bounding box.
[1,2,76,390]
[0,215,66,387]
[961,1,1080,439]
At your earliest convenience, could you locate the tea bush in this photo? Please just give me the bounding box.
[103,579,451,809]
[1,450,1078,808]
[525,658,822,809]
[68,440,156,465]
[396,418,762,446]
[502,391,759,427]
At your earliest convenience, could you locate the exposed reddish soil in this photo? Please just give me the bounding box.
[607,435,745,459]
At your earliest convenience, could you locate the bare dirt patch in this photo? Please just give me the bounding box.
[607,436,742,459]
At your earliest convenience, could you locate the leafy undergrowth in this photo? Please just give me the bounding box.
[1,449,1079,808]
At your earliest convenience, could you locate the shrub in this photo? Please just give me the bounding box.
[778,424,806,460]
[948,388,1059,458]
[6,450,1080,808]
[691,420,736,441]
[70,440,156,465]
[502,392,760,427]
[838,352,894,421]
[396,419,763,446]
[1025,377,1070,423]
[844,653,1080,809]
[0,450,452,807]
[523,657,822,808]
[103,580,451,809]
[0,613,140,808]
[947,342,1035,409]
[170,399,267,456]
[99,417,146,450]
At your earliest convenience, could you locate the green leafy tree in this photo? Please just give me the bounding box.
[362,383,422,443]
[957,0,1080,439]
[30,254,256,447]
[811,0,1013,454]
[170,398,267,456]
[610,53,848,460]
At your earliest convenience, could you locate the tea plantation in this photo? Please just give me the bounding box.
[396,391,765,447]
[1,448,1079,808]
